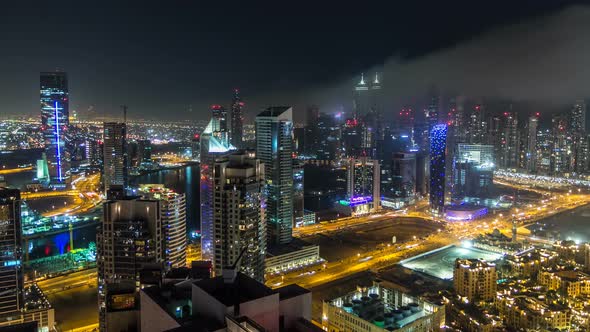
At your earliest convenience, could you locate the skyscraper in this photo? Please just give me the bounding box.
[0,188,23,318]
[571,101,588,174]
[255,107,294,245]
[353,73,370,117]
[211,104,228,133]
[102,122,128,197]
[212,152,266,282]
[40,71,70,188]
[453,259,497,302]
[346,157,380,212]
[429,124,447,216]
[526,114,539,173]
[230,89,244,148]
[293,160,305,227]
[500,111,519,169]
[97,198,164,331]
[138,184,187,269]
[550,114,569,175]
[200,113,235,263]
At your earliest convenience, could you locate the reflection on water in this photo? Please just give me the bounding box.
[528,204,590,243]
[26,165,199,260]
[26,224,97,260]
[130,165,200,233]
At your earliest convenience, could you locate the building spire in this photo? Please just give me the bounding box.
[359,73,365,85]
[374,72,380,84]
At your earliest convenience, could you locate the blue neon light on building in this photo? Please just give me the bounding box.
[429,124,447,216]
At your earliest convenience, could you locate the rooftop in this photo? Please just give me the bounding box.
[276,284,310,301]
[267,237,316,257]
[193,273,275,307]
[257,106,291,118]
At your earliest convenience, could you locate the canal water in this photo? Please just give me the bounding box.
[26,165,200,260]
[527,203,590,243]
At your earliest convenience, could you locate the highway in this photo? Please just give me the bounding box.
[267,178,590,289]
[37,268,97,295]
[0,165,33,175]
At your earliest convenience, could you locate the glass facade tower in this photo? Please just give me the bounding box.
[40,71,70,188]
[429,124,448,216]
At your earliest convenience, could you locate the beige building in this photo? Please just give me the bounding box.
[496,294,571,331]
[453,259,497,302]
[322,280,444,332]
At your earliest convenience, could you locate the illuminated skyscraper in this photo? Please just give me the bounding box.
[429,124,447,216]
[454,259,497,302]
[211,104,228,133]
[0,188,23,318]
[97,198,163,331]
[200,113,235,264]
[138,184,187,269]
[256,107,294,245]
[230,89,244,148]
[211,152,265,282]
[40,71,70,188]
[293,160,305,227]
[353,73,370,117]
[526,114,539,173]
[102,122,128,197]
[346,157,380,212]
[571,101,588,174]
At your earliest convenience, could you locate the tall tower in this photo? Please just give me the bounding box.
[0,188,23,318]
[212,152,266,282]
[526,114,539,173]
[138,184,187,269]
[353,73,370,118]
[429,124,448,216]
[346,157,381,212]
[200,112,235,263]
[40,71,70,188]
[97,198,163,331]
[211,104,228,133]
[255,107,294,246]
[230,89,244,149]
[572,100,588,174]
[102,122,128,197]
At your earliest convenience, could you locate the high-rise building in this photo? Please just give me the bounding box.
[255,107,294,245]
[211,152,266,282]
[550,114,570,175]
[40,71,70,188]
[381,152,416,210]
[102,122,128,197]
[200,115,235,264]
[526,114,539,173]
[211,104,228,133]
[353,73,370,118]
[191,133,200,161]
[137,139,152,165]
[230,89,244,148]
[453,259,497,302]
[346,157,380,212]
[466,104,485,144]
[499,111,519,169]
[0,188,23,318]
[293,160,304,227]
[316,112,341,161]
[138,184,187,269]
[97,198,164,331]
[304,105,320,157]
[572,101,588,174]
[429,124,447,216]
[341,118,364,158]
[456,144,494,166]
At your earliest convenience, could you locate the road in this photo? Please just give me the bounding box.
[22,172,102,217]
[0,165,33,175]
[267,179,590,289]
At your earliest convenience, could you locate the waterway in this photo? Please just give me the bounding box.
[26,164,201,261]
[527,203,590,243]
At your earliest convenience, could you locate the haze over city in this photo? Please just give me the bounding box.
[3,2,590,332]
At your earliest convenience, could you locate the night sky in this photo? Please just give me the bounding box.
[0,1,584,121]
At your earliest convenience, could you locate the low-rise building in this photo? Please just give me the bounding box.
[265,238,323,275]
[322,280,445,332]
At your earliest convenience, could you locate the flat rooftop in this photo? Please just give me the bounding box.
[401,245,502,280]
[193,273,275,307]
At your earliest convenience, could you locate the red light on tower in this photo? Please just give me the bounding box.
[211,104,221,110]
[238,102,245,106]
[535,112,540,117]
[475,105,480,110]
[194,134,200,139]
